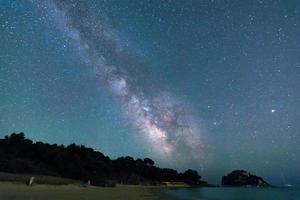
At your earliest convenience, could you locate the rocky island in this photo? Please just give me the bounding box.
[222,170,271,187]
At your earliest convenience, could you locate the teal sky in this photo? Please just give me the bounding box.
[1,0,300,186]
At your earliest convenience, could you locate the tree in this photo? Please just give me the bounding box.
[180,169,202,185]
[143,158,154,166]
[7,132,25,144]
[0,133,208,186]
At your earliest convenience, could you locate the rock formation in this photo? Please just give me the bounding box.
[222,170,271,187]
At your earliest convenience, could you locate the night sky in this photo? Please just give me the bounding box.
[1,0,300,186]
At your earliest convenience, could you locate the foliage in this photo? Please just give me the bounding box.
[0,133,206,186]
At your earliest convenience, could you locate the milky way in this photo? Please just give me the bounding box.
[42,0,204,165]
[2,0,300,185]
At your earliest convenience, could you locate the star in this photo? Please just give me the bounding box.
[1,0,300,187]
[271,109,276,113]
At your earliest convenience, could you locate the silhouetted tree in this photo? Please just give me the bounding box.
[0,133,206,186]
[143,158,154,166]
[180,169,202,185]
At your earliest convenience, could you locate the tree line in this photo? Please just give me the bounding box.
[0,133,208,186]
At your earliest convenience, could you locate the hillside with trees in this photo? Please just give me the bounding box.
[0,133,208,186]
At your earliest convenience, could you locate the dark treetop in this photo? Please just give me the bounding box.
[0,133,208,186]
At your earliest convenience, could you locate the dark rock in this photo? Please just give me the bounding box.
[221,170,271,187]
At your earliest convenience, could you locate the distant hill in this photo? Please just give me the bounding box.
[0,133,208,186]
[222,170,271,187]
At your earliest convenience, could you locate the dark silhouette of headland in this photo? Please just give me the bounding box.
[0,133,209,187]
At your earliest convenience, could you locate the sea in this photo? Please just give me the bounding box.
[162,187,300,200]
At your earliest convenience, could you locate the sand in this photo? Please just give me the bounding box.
[0,182,176,200]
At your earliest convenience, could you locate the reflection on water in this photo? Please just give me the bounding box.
[163,187,300,200]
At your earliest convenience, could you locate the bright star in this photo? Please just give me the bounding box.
[271,109,276,113]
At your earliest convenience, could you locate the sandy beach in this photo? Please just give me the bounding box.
[0,182,177,200]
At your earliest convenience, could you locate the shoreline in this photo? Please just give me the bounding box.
[0,182,180,200]
[152,187,183,200]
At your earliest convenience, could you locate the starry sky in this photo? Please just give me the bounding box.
[1,0,300,186]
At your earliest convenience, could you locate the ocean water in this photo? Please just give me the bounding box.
[162,187,300,200]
